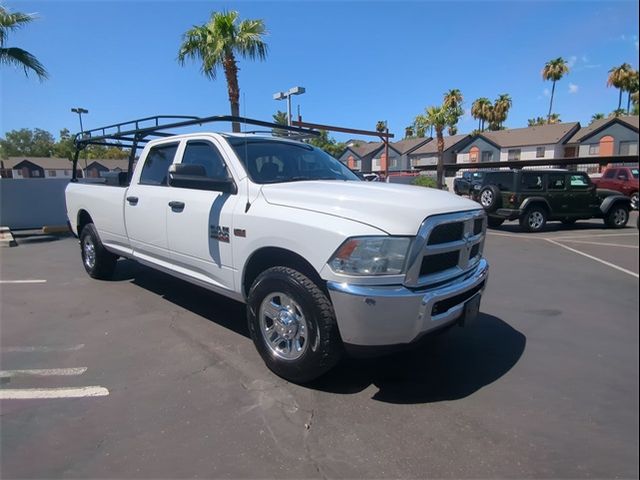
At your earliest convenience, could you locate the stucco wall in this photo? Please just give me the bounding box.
[456,137,500,163]
[578,123,640,157]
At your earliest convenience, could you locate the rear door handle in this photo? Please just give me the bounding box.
[168,201,185,211]
[126,196,138,205]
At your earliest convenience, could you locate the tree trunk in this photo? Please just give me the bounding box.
[222,51,241,133]
[478,118,481,131]
[626,91,631,114]
[436,127,445,190]
[617,88,622,111]
[547,80,556,123]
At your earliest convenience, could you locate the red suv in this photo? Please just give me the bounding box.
[592,167,639,210]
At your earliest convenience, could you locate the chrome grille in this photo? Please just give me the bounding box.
[404,210,486,288]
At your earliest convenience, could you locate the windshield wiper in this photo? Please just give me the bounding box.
[285,176,341,182]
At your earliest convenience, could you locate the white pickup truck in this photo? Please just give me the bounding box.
[66,122,489,382]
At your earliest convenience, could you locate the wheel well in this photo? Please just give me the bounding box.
[523,201,549,213]
[243,247,325,299]
[77,210,93,236]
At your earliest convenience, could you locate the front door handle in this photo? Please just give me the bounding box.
[168,201,185,211]
[126,196,138,205]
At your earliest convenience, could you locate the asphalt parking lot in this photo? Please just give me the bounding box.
[1,214,638,479]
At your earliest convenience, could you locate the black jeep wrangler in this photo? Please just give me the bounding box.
[473,169,631,232]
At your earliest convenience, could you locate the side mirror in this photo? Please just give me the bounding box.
[617,175,627,181]
[168,164,237,194]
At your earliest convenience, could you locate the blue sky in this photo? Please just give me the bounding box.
[2,1,639,143]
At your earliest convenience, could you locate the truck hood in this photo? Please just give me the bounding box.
[260,180,481,235]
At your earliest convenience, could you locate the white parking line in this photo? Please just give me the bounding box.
[559,239,639,249]
[0,386,109,400]
[0,367,87,378]
[546,239,639,279]
[0,279,47,284]
[0,344,85,353]
[553,232,639,240]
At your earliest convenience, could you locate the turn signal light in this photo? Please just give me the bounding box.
[509,194,517,204]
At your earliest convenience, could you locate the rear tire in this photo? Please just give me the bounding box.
[247,266,342,383]
[604,204,629,228]
[519,206,547,233]
[79,223,117,279]
[630,192,638,210]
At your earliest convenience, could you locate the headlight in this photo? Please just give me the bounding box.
[328,237,412,276]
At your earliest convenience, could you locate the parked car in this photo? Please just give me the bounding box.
[454,171,487,196]
[475,169,631,232]
[591,166,638,210]
[362,173,380,182]
[65,116,490,383]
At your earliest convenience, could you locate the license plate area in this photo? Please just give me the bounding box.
[461,293,481,325]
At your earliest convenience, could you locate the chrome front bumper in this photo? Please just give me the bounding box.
[327,258,489,347]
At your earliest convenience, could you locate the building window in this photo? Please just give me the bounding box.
[64,170,70,176]
[588,144,600,155]
[619,141,638,156]
[32,170,41,177]
[507,149,521,161]
[48,170,57,177]
[481,151,493,162]
[536,147,545,158]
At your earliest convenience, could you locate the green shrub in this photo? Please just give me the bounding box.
[412,175,437,188]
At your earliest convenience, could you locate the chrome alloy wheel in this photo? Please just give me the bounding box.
[82,236,96,269]
[259,292,309,360]
[630,192,638,210]
[528,211,545,230]
[613,208,628,226]
[480,190,493,207]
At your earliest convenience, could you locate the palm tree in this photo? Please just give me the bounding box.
[626,69,639,114]
[404,126,414,138]
[415,97,463,190]
[178,10,268,132]
[493,93,512,128]
[471,97,492,131]
[448,125,458,136]
[271,110,288,137]
[548,113,562,124]
[542,57,570,123]
[0,6,48,80]
[607,63,632,112]
[443,89,463,110]
[375,120,387,133]
[527,117,547,127]
[590,113,605,124]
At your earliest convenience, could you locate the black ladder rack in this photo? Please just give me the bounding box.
[71,114,320,182]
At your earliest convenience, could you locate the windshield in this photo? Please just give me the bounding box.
[228,138,360,184]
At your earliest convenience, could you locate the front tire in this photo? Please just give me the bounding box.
[79,223,117,279]
[519,206,547,233]
[604,204,629,228]
[630,192,638,210]
[247,267,342,383]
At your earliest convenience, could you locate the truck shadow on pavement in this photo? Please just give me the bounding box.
[310,314,526,404]
[114,260,525,404]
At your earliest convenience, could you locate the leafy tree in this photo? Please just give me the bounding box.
[542,57,570,123]
[548,113,561,124]
[306,130,345,158]
[0,128,54,157]
[271,110,289,137]
[590,113,605,124]
[0,6,48,80]
[414,90,464,190]
[178,10,267,133]
[412,175,437,188]
[448,125,458,136]
[52,128,75,160]
[607,63,633,111]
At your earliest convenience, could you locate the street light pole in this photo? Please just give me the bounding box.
[71,107,88,133]
[273,87,306,127]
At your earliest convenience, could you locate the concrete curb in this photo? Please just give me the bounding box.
[0,226,18,247]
